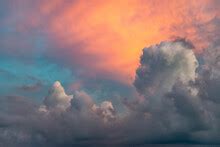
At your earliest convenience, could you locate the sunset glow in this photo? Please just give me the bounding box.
[0,0,220,146]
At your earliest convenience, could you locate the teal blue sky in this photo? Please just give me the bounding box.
[0,55,75,101]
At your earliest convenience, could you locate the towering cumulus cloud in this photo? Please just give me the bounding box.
[0,39,220,146]
[131,39,220,144]
[134,39,198,96]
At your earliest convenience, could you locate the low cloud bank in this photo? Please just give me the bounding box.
[0,39,220,146]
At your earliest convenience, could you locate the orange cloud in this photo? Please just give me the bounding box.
[21,0,219,84]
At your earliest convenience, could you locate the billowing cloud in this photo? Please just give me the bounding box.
[42,81,73,111]
[71,90,94,111]
[92,101,116,123]
[134,39,198,96]
[1,39,220,146]
[0,0,220,146]
[130,39,220,144]
[0,82,118,146]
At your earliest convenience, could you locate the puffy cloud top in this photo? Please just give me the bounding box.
[43,81,73,110]
[134,39,198,96]
[92,101,116,123]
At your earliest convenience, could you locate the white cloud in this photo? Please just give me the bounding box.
[92,101,116,123]
[42,81,73,111]
[134,39,198,97]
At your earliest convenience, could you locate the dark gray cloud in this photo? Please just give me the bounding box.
[18,82,43,92]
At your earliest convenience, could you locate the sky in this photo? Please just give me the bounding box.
[0,0,220,146]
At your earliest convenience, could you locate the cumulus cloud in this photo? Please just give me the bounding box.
[92,101,116,123]
[42,81,73,111]
[134,39,198,97]
[131,39,220,144]
[71,90,94,111]
[202,45,220,79]
[0,39,220,146]
[0,82,119,146]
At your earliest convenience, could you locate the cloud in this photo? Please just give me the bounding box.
[92,101,116,123]
[0,0,220,145]
[130,39,220,144]
[71,90,94,111]
[18,82,43,92]
[1,0,219,84]
[0,39,220,146]
[0,82,118,146]
[202,45,220,79]
[42,81,73,111]
[134,39,198,96]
